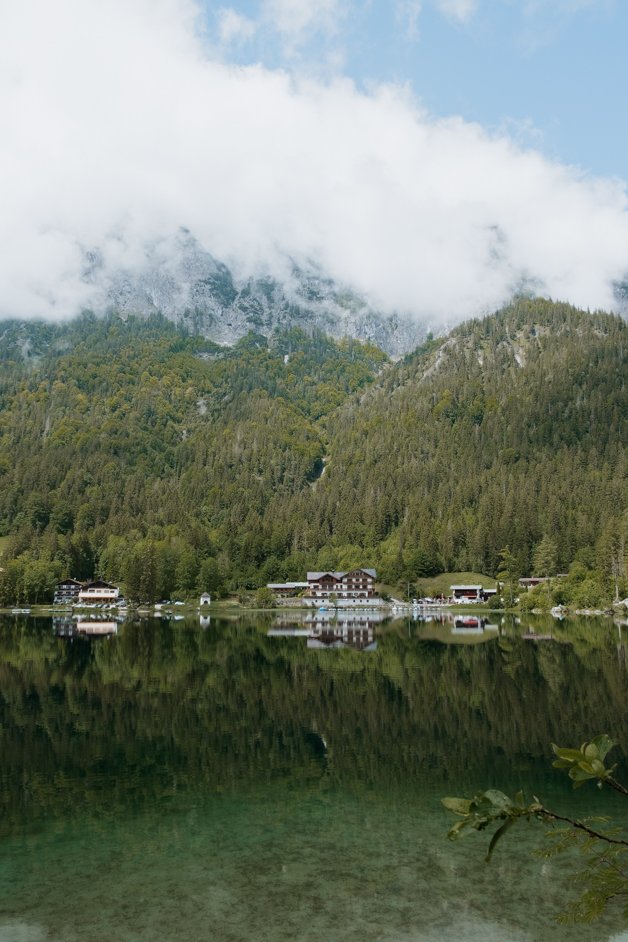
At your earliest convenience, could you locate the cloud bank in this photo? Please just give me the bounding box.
[1,0,627,324]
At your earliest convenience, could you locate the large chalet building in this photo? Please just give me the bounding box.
[306,569,377,602]
[54,579,121,606]
[268,569,379,605]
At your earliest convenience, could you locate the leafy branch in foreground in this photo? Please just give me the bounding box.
[442,735,628,924]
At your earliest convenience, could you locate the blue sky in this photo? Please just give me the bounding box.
[201,0,626,180]
[2,0,628,324]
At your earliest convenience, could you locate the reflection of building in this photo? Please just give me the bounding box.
[53,579,83,606]
[77,580,120,604]
[76,620,118,636]
[269,611,380,651]
[53,615,120,638]
[53,615,77,637]
[521,629,555,641]
[452,616,499,634]
[307,623,376,651]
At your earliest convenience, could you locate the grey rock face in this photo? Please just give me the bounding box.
[100,231,427,356]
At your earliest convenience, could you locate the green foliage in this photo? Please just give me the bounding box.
[497,547,520,608]
[254,586,276,609]
[443,788,532,861]
[0,315,386,601]
[533,535,558,578]
[443,735,628,923]
[521,561,618,612]
[551,735,618,788]
[0,300,626,601]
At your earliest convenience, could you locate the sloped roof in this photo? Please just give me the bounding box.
[307,569,376,580]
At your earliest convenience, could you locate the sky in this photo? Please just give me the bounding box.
[1,0,628,325]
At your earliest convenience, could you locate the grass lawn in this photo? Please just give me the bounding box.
[379,571,496,599]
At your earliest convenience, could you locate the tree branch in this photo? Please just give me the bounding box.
[538,807,628,847]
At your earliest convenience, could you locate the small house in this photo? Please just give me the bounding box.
[519,577,550,590]
[267,582,309,598]
[450,585,483,601]
[199,593,211,606]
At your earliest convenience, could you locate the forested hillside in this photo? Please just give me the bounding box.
[0,299,626,603]
[302,299,628,585]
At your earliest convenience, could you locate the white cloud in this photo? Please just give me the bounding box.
[261,0,344,51]
[1,0,627,325]
[525,0,609,14]
[216,7,256,44]
[396,1,423,40]
[396,0,475,38]
[434,0,477,22]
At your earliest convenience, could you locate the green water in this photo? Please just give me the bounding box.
[0,613,626,941]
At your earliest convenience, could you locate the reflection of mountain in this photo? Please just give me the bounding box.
[0,615,625,830]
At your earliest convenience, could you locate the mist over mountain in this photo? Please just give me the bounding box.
[4,2,628,329]
[89,230,428,357]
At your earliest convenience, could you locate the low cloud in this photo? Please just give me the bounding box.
[1,0,627,325]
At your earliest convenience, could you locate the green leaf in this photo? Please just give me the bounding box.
[442,797,472,816]
[551,745,583,762]
[482,789,514,811]
[589,735,615,763]
[486,817,515,863]
[576,760,595,774]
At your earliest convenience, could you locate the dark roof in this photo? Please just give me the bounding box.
[307,569,377,580]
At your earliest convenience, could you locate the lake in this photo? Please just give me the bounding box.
[0,611,626,941]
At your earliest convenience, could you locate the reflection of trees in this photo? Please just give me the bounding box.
[0,616,625,832]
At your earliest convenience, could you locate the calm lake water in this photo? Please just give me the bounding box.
[0,611,626,942]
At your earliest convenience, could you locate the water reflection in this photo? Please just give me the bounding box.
[270,610,384,650]
[0,612,626,940]
[53,614,124,638]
